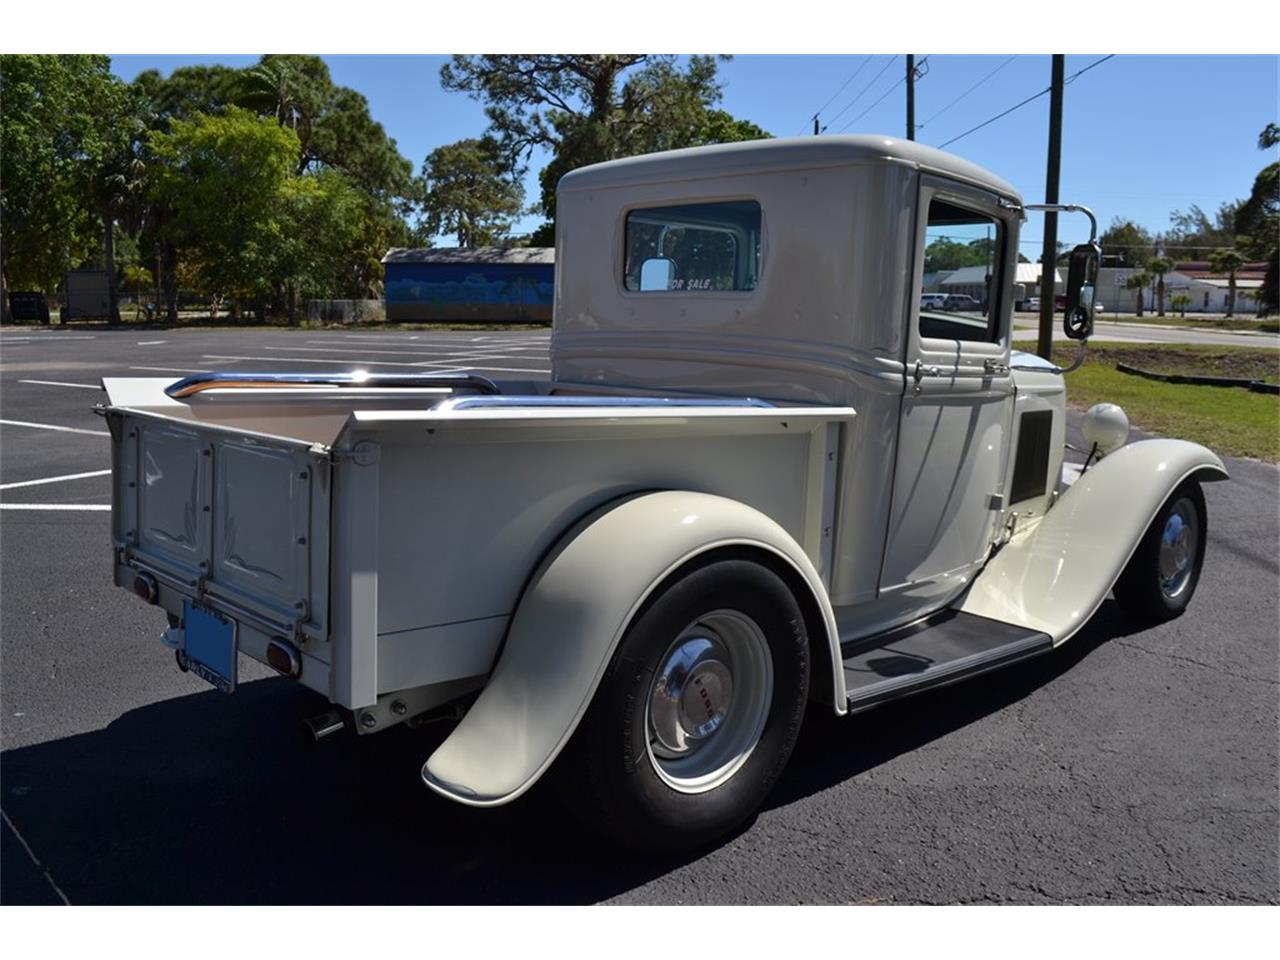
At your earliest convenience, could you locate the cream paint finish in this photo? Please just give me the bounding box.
[958,439,1228,641]
[422,491,844,807]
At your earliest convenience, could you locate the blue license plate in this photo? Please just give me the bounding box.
[182,600,237,693]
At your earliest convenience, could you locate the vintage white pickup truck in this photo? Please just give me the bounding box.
[102,136,1226,850]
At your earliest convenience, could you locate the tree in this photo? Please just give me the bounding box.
[421,138,524,248]
[1235,124,1279,315]
[924,237,997,274]
[147,108,300,318]
[440,55,768,227]
[237,55,417,204]
[122,264,153,320]
[0,55,123,318]
[1099,218,1153,267]
[1166,202,1238,260]
[1125,272,1150,317]
[1170,293,1191,318]
[1209,249,1247,317]
[1148,256,1174,317]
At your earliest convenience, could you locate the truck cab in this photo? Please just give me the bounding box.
[552,136,1062,639]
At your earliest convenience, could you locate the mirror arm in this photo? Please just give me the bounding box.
[1022,203,1098,242]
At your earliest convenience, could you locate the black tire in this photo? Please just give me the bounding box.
[565,556,810,853]
[1112,479,1208,622]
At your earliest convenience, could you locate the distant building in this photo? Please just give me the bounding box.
[1098,261,1268,314]
[382,247,554,323]
[933,262,1059,303]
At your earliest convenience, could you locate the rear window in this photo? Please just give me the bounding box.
[623,200,761,293]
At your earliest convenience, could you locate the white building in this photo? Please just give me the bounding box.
[1098,262,1267,314]
[935,262,1060,304]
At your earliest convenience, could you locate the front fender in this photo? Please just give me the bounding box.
[958,438,1228,643]
[422,490,841,807]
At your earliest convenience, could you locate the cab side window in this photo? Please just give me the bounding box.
[918,199,1005,343]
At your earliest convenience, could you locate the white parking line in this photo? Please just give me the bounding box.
[0,469,112,490]
[0,503,110,511]
[0,419,110,437]
[17,379,101,391]
[137,340,167,345]
[0,335,97,341]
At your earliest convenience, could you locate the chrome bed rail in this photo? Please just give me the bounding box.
[164,371,501,399]
[432,395,775,412]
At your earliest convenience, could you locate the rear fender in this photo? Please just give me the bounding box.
[421,490,841,807]
[958,439,1228,642]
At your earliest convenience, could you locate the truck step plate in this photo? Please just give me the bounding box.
[182,599,238,694]
[842,611,1051,712]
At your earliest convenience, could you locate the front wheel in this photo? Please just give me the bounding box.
[1112,479,1208,621]
[565,557,810,852]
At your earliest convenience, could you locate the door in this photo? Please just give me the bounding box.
[880,178,1018,605]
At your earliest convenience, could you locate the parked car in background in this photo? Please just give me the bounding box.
[942,293,982,312]
[920,293,947,310]
[1018,296,1041,312]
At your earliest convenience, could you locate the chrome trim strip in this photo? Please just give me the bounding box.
[433,395,774,412]
[164,370,501,399]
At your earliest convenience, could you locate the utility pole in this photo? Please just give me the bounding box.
[906,55,915,140]
[1037,54,1065,360]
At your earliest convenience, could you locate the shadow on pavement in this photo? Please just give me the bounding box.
[1,601,1147,905]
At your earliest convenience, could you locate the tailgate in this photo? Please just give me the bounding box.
[106,391,333,692]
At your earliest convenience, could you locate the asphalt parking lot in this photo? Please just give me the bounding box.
[1,325,1277,905]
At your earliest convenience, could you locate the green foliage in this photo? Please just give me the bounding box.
[1166,202,1238,260]
[1148,256,1174,316]
[924,237,997,274]
[1208,248,1247,317]
[0,55,126,295]
[421,138,525,248]
[1099,218,1153,266]
[441,55,769,224]
[148,108,300,310]
[1124,271,1151,316]
[1234,124,1279,313]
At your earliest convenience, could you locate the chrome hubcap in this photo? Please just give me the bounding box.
[1158,498,1198,599]
[645,610,773,794]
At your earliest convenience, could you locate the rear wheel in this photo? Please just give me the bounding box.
[567,557,810,852]
[1112,479,1207,622]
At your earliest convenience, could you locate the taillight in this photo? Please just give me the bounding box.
[266,638,301,678]
[132,573,159,604]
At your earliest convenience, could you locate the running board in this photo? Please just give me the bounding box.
[843,611,1052,713]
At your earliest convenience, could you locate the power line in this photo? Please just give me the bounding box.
[918,55,1017,129]
[935,54,1115,150]
[837,75,907,132]
[825,56,895,128]
[807,55,874,131]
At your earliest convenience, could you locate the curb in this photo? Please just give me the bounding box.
[1115,362,1279,394]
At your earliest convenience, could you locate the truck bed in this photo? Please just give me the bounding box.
[103,373,855,716]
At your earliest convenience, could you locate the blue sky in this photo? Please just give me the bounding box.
[109,54,1278,251]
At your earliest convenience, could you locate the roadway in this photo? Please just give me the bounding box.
[1,326,1276,904]
[1012,314,1280,348]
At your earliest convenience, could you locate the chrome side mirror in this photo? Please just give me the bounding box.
[638,257,677,291]
[1063,242,1100,340]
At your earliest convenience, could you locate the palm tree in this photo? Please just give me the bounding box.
[1125,272,1151,317]
[1148,256,1174,317]
[1171,293,1191,318]
[122,264,153,321]
[1209,249,1247,317]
